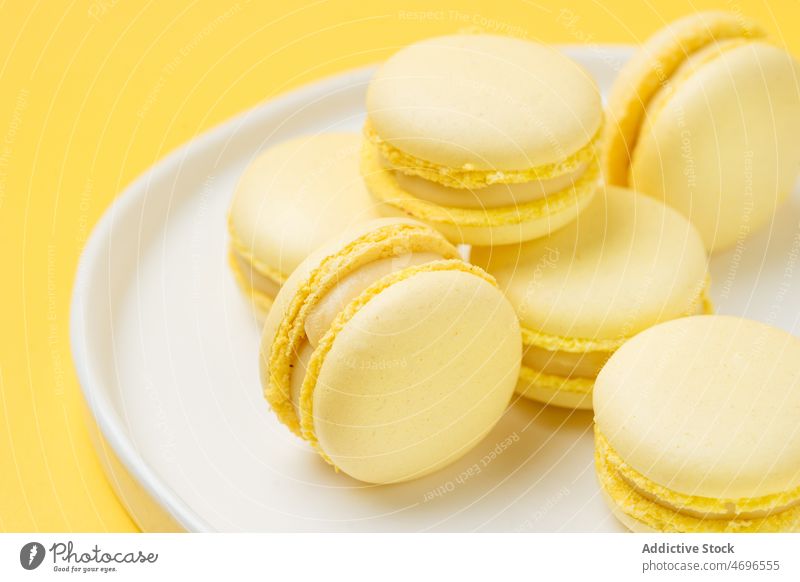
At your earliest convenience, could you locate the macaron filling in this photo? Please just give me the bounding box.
[595,428,800,531]
[392,161,590,210]
[361,140,600,231]
[364,120,602,190]
[518,285,713,403]
[522,343,611,379]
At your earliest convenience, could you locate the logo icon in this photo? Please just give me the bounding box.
[20,542,46,570]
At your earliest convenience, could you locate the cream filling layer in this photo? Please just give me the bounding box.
[597,430,800,521]
[391,159,590,210]
[288,252,443,411]
[521,287,712,384]
[522,343,611,379]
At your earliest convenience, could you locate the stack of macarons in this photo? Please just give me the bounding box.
[471,186,711,410]
[360,34,604,246]
[226,12,800,532]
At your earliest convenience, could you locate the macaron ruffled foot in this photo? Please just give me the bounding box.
[594,315,800,532]
[260,218,522,484]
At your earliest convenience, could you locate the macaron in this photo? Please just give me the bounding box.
[471,186,711,410]
[362,34,604,246]
[604,11,800,253]
[228,133,381,316]
[594,315,800,532]
[260,218,521,484]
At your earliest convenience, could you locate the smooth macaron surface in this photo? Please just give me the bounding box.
[228,133,380,284]
[311,267,521,483]
[603,11,763,186]
[594,315,800,500]
[603,11,800,253]
[260,218,521,483]
[366,34,602,172]
[629,40,800,251]
[471,186,709,341]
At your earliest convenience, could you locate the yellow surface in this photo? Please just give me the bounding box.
[2,0,799,533]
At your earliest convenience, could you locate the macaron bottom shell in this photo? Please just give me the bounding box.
[595,428,800,533]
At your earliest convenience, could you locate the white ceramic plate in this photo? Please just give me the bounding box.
[71,45,800,532]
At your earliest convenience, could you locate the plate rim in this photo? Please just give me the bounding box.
[69,45,635,532]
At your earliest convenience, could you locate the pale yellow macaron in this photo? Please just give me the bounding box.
[594,315,800,532]
[260,218,521,484]
[471,186,711,410]
[604,11,800,253]
[228,133,381,316]
[362,34,603,246]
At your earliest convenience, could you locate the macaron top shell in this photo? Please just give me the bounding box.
[470,186,708,340]
[594,315,800,499]
[603,11,764,185]
[366,34,602,171]
[229,133,380,278]
[630,40,800,251]
[310,266,521,483]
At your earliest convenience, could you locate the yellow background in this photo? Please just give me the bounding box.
[1,0,798,532]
